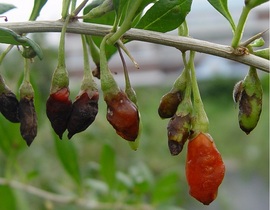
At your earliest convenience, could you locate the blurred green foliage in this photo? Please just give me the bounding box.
[0,57,268,209]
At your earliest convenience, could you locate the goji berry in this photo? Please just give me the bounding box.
[105,91,139,141]
[19,97,37,146]
[46,87,72,139]
[186,132,225,205]
[67,90,99,139]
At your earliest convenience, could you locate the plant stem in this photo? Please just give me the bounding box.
[0,45,14,65]
[100,34,119,94]
[85,35,100,66]
[71,0,77,12]
[61,0,72,19]
[58,16,71,68]
[0,177,154,210]
[117,40,139,69]
[107,0,143,45]
[81,35,91,79]
[189,51,209,133]
[81,35,96,91]
[1,21,269,72]
[231,6,251,48]
[23,58,30,83]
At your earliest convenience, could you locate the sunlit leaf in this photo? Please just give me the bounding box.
[54,134,82,185]
[0,27,43,60]
[135,0,192,32]
[29,0,48,21]
[100,144,116,189]
[207,0,236,31]
[0,3,16,15]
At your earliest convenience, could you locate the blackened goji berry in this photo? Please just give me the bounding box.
[67,90,99,139]
[0,75,20,123]
[19,97,37,146]
[46,87,72,139]
[0,90,20,123]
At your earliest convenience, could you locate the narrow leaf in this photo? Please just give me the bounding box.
[83,3,117,59]
[29,0,48,21]
[135,0,192,33]
[0,27,43,60]
[245,0,269,9]
[0,3,16,15]
[207,0,236,31]
[54,134,82,185]
[100,144,116,189]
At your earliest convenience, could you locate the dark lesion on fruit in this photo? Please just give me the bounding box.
[19,97,37,146]
[0,91,20,123]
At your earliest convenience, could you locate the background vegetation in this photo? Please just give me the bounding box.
[0,0,269,209]
[0,47,269,209]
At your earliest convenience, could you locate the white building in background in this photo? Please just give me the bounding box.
[1,0,269,86]
[64,1,269,87]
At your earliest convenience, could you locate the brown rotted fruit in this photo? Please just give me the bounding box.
[19,97,37,146]
[46,87,72,139]
[67,90,99,139]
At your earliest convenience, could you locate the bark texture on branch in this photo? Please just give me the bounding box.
[0,20,269,73]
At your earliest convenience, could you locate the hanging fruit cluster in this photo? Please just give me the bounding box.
[158,51,226,205]
[0,0,267,206]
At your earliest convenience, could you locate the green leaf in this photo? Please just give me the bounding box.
[29,0,48,21]
[207,0,236,31]
[0,27,43,60]
[253,48,270,60]
[152,172,180,204]
[54,134,82,185]
[0,116,24,155]
[135,0,192,32]
[245,0,269,9]
[113,0,128,19]
[0,3,16,15]
[100,144,116,190]
[0,185,17,210]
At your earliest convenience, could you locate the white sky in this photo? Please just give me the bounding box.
[0,0,86,21]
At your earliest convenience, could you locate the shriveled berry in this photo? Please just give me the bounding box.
[238,67,263,134]
[105,91,139,141]
[67,90,99,139]
[167,113,191,155]
[0,90,20,123]
[19,97,37,146]
[186,132,225,205]
[158,91,183,119]
[0,75,20,123]
[232,80,243,104]
[46,87,72,139]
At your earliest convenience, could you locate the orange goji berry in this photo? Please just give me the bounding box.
[186,132,225,205]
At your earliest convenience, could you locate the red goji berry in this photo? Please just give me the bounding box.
[186,132,225,205]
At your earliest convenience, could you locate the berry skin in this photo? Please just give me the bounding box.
[67,90,99,139]
[186,132,225,205]
[46,87,72,139]
[19,97,37,146]
[105,91,139,141]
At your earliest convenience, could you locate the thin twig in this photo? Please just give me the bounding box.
[0,177,154,210]
[0,20,269,72]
